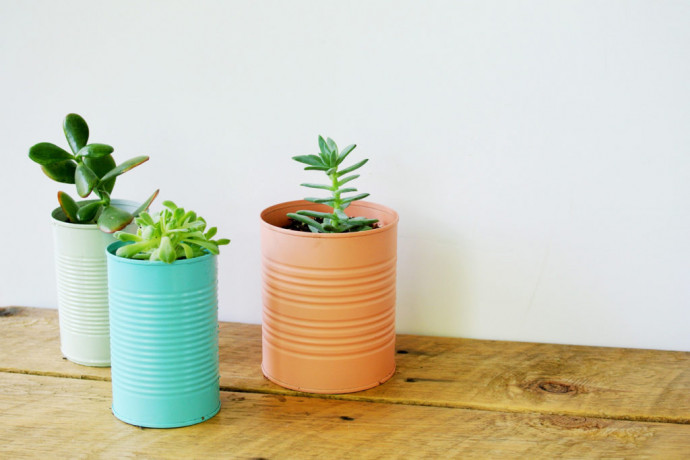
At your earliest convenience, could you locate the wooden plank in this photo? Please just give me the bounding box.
[2,306,689,424]
[1,372,688,459]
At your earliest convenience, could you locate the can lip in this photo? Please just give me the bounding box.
[260,200,399,239]
[51,199,141,229]
[106,241,216,266]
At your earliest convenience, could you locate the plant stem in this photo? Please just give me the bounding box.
[330,170,341,226]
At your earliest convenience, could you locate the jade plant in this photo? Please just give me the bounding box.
[114,200,230,263]
[288,136,379,233]
[28,113,158,232]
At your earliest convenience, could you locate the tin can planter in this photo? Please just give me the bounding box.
[106,241,221,428]
[260,200,399,394]
[51,199,137,367]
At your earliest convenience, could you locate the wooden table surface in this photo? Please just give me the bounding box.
[1,306,688,459]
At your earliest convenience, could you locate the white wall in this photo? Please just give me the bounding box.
[2,1,688,351]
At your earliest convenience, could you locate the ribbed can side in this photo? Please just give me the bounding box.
[260,201,398,394]
[107,243,220,428]
[50,200,138,367]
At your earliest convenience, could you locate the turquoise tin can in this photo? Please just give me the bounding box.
[106,241,220,428]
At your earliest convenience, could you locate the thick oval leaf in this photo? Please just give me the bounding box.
[76,201,103,222]
[75,163,99,198]
[77,143,114,158]
[100,155,149,183]
[83,155,116,193]
[63,114,89,154]
[97,205,134,233]
[29,143,73,165]
[41,160,77,184]
[57,191,79,223]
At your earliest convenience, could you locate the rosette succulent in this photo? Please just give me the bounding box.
[114,200,230,263]
[28,113,158,232]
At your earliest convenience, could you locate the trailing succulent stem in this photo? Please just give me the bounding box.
[288,136,378,233]
[114,200,230,263]
[28,113,157,232]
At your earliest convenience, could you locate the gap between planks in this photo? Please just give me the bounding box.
[1,366,688,426]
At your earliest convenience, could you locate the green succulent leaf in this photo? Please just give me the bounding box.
[185,238,220,255]
[304,197,336,204]
[57,191,80,223]
[113,231,140,242]
[179,242,195,260]
[29,143,74,165]
[83,154,117,194]
[215,238,230,246]
[318,135,330,155]
[287,213,324,232]
[296,210,336,220]
[304,165,330,171]
[63,113,89,154]
[158,236,176,264]
[97,205,134,233]
[300,183,333,191]
[76,200,103,222]
[75,163,99,198]
[337,159,368,177]
[41,160,77,184]
[77,143,114,159]
[162,200,177,211]
[340,193,370,204]
[337,174,360,187]
[336,144,356,166]
[100,155,149,183]
[292,155,324,167]
[326,137,337,154]
[116,241,153,258]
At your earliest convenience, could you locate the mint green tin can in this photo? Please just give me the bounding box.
[106,241,220,428]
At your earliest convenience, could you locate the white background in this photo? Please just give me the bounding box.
[2,1,688,351]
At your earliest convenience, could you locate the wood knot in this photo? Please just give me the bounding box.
[340,416,355,421]
[540,415,608,431]
[526,379,581,395]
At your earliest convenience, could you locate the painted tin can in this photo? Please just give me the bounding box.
[51,199,138,367]
[260,200,398,394]
[106,241,220,428]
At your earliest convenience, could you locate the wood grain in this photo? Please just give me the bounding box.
[1,372,688,459]
[2,307,689,424]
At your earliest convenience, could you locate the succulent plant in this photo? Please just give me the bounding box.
[28,113,158,232]
[288,136,379,233]
[114,200,230,263]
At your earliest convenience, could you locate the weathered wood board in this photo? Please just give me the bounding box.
[1,372,688,459]
[2,306,689,425]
